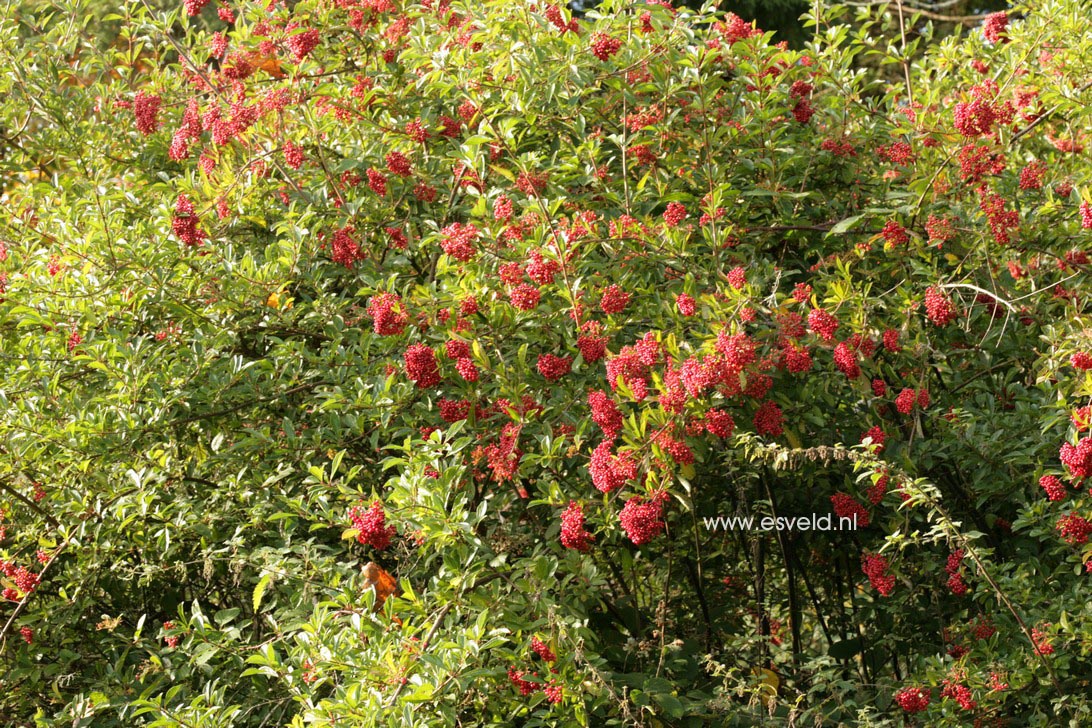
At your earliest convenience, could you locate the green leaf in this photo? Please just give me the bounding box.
[253,573,273,614]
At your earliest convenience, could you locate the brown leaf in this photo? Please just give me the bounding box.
[361,561,398,610]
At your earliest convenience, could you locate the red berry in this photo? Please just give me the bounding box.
[619,492,667,546]
[560,501,594,552]
[807,308,839,341]
[348,500,396,550]
[894,686,930,713]
[404,344,441,388]
[590,32,622,61]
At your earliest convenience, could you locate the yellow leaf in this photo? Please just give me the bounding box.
[342,528,360,541]
[753,667,779,706]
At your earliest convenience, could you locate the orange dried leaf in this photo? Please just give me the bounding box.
[243,52,285,78]
[361,561,398,610]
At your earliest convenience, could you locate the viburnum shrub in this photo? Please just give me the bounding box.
[2,0,1092,725]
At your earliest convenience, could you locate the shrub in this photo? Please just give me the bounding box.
[1,0,1092,725]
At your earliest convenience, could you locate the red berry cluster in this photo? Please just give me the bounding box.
[134,91,161,135]
[752,400,783,437]
[894,686,931,713]
[807,308,839,341]
[589,441,637,493]
[285,24,321,62]
[590,32,622,61]
[1039,474,1066,501]
[1018,160,1046,190]
[507,667,537,696]
[1059,437,1092,479]
[439,222,480,262]
[385,151,413,177]
[588,390,623,438]
[577,321,607,363]
[366,167,387,196]
[881,220,908,248]
[941,675,977,711]
[283,141,304,169]
[924,286,959,326]
[509,283,541,311]
[704,408,735,438]
[172,195,206,247]
[895,387,928,414]
[367,293,409,336]
[544,4,579,34]
[946,549,968,595]
[861,553,895,596]
[330,226,363,267]
[925,215,955,246]
[348,500,396,550]
[526,251,559,285]
[599,284,631,314]
[1056,513,1091,545]
[1071,352,1092,370]
[404,343,441,388]
[832,341,860,379]
[1031,624,1054,655]
[781,342,812,373]
[530,636,556,663]
[831,493,870,528]
[867,472,889,505]
[537,353,572,382]
[163,621,180,648]
[0,559,40,601]
[619,492,667,545]
[182,0,210,16]
[560,501,594,552]
[662,202,687,228]
[982,11,1009,43]
[860,425,885,452]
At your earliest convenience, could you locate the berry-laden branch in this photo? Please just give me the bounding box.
[0,534,71,656]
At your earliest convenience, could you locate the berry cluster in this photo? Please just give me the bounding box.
[172,195,206,247]
[404,343,441,388]
[924,286,958,326]
[367,293,409,336]
[560,501,594,552]
[1056,513,1091,545]
[807,308,839,341]
[619,492,667,545]
[348,500,396,550]
[133,91,161,135]
[590,32,622,61]
[537,353,572,382]
[1039,474,1066,501]
[861,553,895,596]
[589,441,637,493]
[439,222,480,262]
[831,493,870,528]
[946,549,968,596]
[894,686,931,713]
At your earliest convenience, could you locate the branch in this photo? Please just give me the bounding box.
[0,535,72,654]
[0,478,60,529]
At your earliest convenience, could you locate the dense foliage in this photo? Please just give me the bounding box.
[1,0,1091,725]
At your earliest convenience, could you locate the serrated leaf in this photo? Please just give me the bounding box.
[253,573,273,614]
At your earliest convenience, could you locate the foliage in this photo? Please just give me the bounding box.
[1,0,1092,726]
